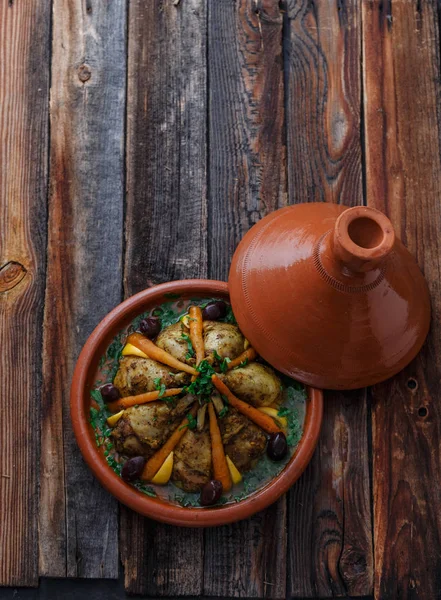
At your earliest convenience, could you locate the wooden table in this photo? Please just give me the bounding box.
[1,1,440,598]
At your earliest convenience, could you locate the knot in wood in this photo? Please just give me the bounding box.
[0,261,27,292]
[78,64,92,83]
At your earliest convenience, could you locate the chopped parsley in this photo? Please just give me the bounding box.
[218,406,229,418]
[181,332,195,359]
[212,350,231,373]
[154,377,167,398]
[173,494,200,507]
[184,359,216,403]
[133,482,157,497]
[179,412,197,431]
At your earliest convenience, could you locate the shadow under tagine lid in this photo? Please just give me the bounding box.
[228,203,431,390]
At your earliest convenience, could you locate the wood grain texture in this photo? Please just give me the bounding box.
[289,392,373,597]
[205,1,287,598]
[285,0,362,204]
[124,0,207,293]
[208,0,286,266]
[41,0,126,578]
[121,0,207,595]
[0,1,50,587]
[363,1,441,598]
[285,1,373,597]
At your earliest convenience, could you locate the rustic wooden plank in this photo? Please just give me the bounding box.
[204,1,287,598]
[362,1,441,598]
[0,1,50,587]
[120,0,207,595]
[285,1,373,597]
[289,392,373,597]
[285,0,362,204]
[41,0,126,578]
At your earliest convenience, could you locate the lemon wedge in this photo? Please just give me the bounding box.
[122,342,148,359]
[226,455,242,485]
[106,410,124,427]
[151,451,174,485]
[180,314,191,328]
[258,407,287,429]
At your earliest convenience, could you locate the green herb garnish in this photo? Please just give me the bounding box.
[238,358,249,368]
[173,493,200,507]
[223,304,237,325]
[218,406,229,418]
[154,377,167,398]
[212,350,231,373]
[134,483,157,497]
[184,359,216,403]
[179,412,197,431]
[181,332,195,359]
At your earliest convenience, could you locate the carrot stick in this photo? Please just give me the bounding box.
[226,347,257,370]
[128,332,198,376]
[208,402,232,492]
[107,388,183,412]
[189,306,204,366]
[212,375,282,434]
[142,405,198,481]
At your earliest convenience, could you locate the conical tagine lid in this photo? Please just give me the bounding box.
[228,203,431,390]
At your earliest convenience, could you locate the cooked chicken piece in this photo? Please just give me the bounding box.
[219,408,266,472]
[111,394,195,458]
[203,321,245,360]
[172,424,211,492]
[113,356,189,397]
[222,363,282,407]
[156,321,194,365]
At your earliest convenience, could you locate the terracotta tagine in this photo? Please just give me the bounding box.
[229,203,431,390]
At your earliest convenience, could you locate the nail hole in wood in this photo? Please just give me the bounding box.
[407,378,418,391]
[78,64,92,83]
[418,406,428,418]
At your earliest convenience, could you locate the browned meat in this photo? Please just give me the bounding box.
[156,321,195,365]
[113,356,189,397]
[111,394,196,458]
[222,363,282,407]
[172,424,212,492]
[219,408,267,472]
[203,321,245,360]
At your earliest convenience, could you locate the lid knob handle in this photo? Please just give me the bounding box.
[332,206,395,273]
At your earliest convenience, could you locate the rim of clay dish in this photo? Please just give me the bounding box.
[70,279,324,527]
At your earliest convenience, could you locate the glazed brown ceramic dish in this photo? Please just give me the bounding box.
[70,280,323,527]
[229,204,431,390]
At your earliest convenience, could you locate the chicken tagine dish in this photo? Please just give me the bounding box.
[90,296,306,508]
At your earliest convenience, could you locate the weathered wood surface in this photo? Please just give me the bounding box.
[120,0,207,594]
[285,1,373,597]
[0,1,51,587]
[40,0,126,578]
[363,1,441,598]
[2,0,441,596]
[204,1,287,598]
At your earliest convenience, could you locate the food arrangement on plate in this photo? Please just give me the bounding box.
[72,203,430,524]
[90,296,307,508]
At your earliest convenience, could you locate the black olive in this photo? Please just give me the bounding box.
[100,383,121,403]
[121,456,145,482]
[202,301,227,321]
[200,480,223,506]
[139,316,161,338]
[267,432,288,461]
